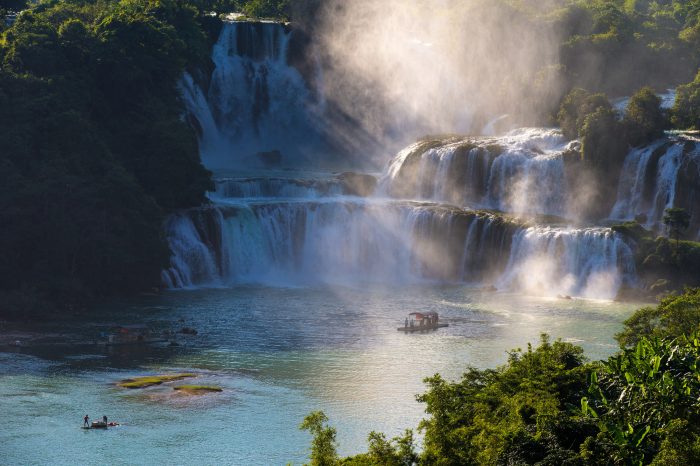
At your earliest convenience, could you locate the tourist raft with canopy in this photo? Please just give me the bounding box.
[398,312,448,332]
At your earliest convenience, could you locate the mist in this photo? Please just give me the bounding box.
[315,0,565,160]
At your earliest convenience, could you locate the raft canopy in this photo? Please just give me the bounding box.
[407,312,438,320]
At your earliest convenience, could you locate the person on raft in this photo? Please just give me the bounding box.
[103,415,108,424]
[83,415,89,427]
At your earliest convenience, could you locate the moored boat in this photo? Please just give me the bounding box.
[398,312,448,332]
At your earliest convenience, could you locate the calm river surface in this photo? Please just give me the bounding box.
[0,286,638,465]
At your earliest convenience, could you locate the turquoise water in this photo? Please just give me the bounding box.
[0,286,638,465]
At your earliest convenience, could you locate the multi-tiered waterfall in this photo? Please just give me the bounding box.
[165,21,700,300]
[162,181,636,298]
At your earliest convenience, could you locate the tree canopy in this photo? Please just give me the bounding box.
[0,0,213,316]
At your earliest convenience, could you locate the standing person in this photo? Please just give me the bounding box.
[83,415,89,427]
[103,415,108,424]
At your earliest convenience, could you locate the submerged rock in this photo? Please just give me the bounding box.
[173,385,223,395]
[118,373,196,389]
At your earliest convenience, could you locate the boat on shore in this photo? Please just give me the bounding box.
[398,312,448,332]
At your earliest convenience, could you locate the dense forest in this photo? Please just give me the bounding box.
[2,0,700,317]
[300,288,700,465]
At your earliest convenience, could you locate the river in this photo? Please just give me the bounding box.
[0,286,637,465]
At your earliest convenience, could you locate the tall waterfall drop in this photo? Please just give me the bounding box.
[611,136,700,237]
[180,21,325,168]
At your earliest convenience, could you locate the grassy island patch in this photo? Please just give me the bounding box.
[173,385,223,394]
[118,373,196,389]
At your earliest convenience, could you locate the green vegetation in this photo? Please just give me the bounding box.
[417,335,590,465]
[556,88,628,220]
[623,87,668,147]
[613,221,700,297]
[581,334,700,465]
[300,411,338,466]
[487,0,700,134]
[173,385,223,393]
[300,289,700,465]
[556,88,611,140]
[663,207,691,248]
[239,0,288,19]
[166,0,291,18]
[672,69,700,129]
[498,0,700,127]
[117,373,196,389]
[616,288,700,347]
[0,0,215,317]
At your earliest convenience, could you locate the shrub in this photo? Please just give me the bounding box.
[623,86,667,147]
[671,69,700,130]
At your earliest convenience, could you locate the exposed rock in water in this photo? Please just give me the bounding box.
[118,374,197,389]
[337,172,377,197]
[614,285,657,303]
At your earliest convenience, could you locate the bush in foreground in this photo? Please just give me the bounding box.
[299,289,700,465]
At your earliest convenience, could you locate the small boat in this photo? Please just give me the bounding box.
[82,421,119,429]
[398,312,448,332]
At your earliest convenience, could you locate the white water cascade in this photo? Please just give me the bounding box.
[497,227,636,299]
[180,21,324,168]
[379,128,573,217]
[163,174,636,298]
[610,136,700,236]
[162,199,514,288]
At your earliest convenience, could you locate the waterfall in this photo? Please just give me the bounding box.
[497,227,636,299]
[610,137,700,236]
[162,200,517,287]
[379,128,571,217]
[180,21,324,168]
[163,174,635,299]
[170,54,647,303]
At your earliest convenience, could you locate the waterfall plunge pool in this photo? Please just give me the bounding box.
[0,285,638,464]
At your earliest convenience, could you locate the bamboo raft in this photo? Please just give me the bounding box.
[397,323,449,332]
